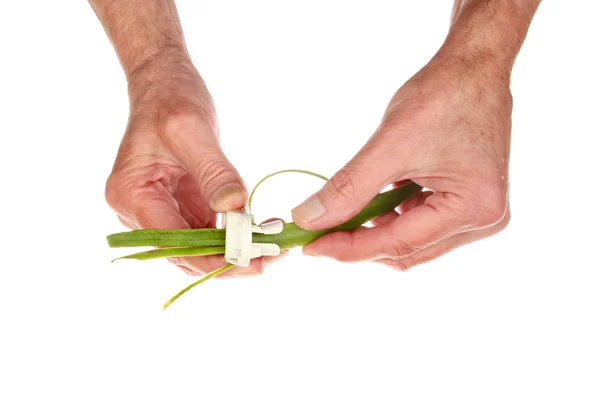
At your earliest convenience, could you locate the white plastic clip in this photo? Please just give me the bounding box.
[223,207,283,267]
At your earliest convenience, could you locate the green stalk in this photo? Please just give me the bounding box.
[107,229,225,248]
[112,246,225,262]
[107,168,327,249]
[108,181,422,260]
[162,264,236,311]
[247,169,328,213]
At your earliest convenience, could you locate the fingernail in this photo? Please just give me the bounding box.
[228,266,262,278]
[211,184,247,212]
[292,195,326,224]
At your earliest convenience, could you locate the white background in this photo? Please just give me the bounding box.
[1,1,599,397]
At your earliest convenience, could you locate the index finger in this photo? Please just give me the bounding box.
[302,194,466,262]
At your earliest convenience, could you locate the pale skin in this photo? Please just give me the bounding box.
[90,0,541,276]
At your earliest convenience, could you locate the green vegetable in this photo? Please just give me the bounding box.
[106,170,423,309]
[162,264,236,310]
[107,181,422,253]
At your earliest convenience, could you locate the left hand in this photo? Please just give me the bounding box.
[291,54,512,271]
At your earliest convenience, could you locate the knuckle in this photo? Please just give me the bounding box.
[473,186,508,228]
[195,157,233,188]
[158,108,217,154]
[162,108,202,137]
[501,210,511,229]
[161,105,216,136]
[105,173,131,211]
[327,169,358,203]
[478,201,507,228]
[386,237,422,260]
[329,233,360,263]
[391,261,412,272]
[105,171,144,217]
[379,258,412,272]
[490,209,511,235]
[104,174,119,209]
[323,231,370,263]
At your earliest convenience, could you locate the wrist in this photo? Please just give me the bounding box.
[126,49,204,108]
[431,45,511,90]
[126,46,193,88]
[126,52,216,131]
[439,0,540,79]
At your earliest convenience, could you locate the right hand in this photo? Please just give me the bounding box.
[292,54,512,271]
[105,56,261,277]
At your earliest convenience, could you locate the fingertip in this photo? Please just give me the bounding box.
[397,190,434,214]
[291,194,327,229]
[262,250,289,267]
[210,183,248,212]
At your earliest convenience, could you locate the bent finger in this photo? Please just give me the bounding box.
[377,212,511,271]
[302,192,468,262]
[370,189,433,227]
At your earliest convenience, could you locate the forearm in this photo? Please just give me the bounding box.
[88,0,191,81]
[443,0,542,75]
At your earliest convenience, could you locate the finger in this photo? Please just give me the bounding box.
[396,189,434,214]
[167,252,264,278]
[291,134,409,230]
[161,112,248,212]
[371,189,433,226]
[302,192,467,262]
[106,173,190,230]
[172,263,202,277]
[371,210,399,227]
[261,250,289,269]
[376,211,510,271]
[107,172,231,276]
[117,215,138,230]
[173,174,217,229]
[220,258,265,278]
[108,169,213,276]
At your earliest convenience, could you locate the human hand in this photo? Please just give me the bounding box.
[105,56,265,277]
[291,55,512,271]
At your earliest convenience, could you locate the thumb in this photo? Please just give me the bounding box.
[189,148,248,213]
[292,139,400,230]
[163,113,248,212]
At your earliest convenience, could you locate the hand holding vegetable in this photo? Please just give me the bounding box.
[90,0,265,277]
[105,59,267,277]
[292,1,541,270]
